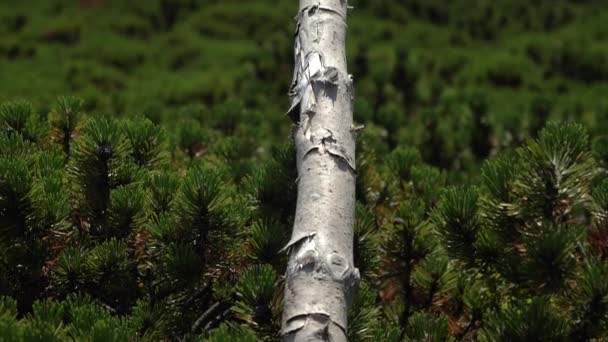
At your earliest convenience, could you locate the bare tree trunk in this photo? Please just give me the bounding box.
[282,0,359,341]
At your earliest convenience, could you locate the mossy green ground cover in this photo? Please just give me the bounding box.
[1,0,608,340]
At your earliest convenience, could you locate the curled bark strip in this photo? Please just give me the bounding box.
[282,1,358,341]
[287,2,347,124]
[284,313,347,340]
[280,232,317,254]
[303,144,356,174]
[304,4,347,22]
[300,128,356,173]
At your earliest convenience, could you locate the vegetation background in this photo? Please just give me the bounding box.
[0,0,607,341]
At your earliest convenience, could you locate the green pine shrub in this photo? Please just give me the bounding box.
[432,123,608,340]
[0,96,299,340]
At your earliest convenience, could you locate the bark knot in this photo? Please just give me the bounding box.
[327,252,349,280]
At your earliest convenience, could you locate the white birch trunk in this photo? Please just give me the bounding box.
[282,0,359,341]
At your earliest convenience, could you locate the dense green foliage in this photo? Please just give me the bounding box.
[1,0,608,341]
[0,96,295,340]
[2,0,608,174]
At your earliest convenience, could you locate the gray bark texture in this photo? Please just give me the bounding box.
[282,0,359,341]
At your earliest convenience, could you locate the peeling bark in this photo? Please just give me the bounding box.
[282,1,359,341]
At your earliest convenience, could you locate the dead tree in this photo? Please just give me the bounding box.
[282,0,359,341]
